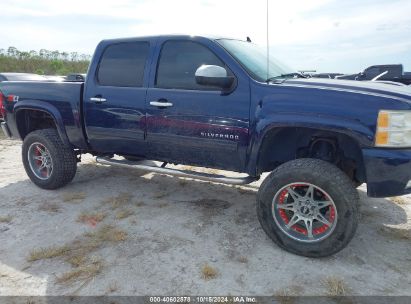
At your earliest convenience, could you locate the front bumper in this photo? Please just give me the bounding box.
[363,148,411,197]
[1,121,11,138]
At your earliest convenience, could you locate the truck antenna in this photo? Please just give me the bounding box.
[266,0,269,81]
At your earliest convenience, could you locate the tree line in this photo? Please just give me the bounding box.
[0,46,91,76]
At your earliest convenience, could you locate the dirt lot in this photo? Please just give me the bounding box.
[0,135,410,296]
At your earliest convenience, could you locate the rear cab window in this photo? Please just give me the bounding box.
[97,42,150,87]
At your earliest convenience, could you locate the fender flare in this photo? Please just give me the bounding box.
[246,113,374,175]
[14,100,71,146]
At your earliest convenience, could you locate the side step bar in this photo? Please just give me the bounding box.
[95,157,257,185]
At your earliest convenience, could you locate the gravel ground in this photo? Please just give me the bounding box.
[0,136,410,296]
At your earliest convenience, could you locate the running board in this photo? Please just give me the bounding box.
[95,157,257,185]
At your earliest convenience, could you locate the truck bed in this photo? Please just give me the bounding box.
[0,81,87,149]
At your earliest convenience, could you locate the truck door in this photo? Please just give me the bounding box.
[83,40,152,156]
[145,38,250,171]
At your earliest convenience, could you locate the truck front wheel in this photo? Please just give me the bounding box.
[22,129,77,190]
[257,158,359,257]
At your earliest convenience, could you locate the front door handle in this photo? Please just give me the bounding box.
[150,100,173,108]
[90,97,107,104]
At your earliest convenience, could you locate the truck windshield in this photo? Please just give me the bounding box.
[217,39,296,82]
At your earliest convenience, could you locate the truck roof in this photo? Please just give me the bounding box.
[99,34,242,44]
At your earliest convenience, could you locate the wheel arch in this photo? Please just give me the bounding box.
[14,100,70,146]
[253,125,367,184]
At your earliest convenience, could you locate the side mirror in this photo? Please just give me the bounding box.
[195,65,234,89]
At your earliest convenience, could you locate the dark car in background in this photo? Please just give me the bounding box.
[66,73,86,82]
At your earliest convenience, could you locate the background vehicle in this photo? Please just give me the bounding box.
[336,64,411,85]
[310,72,344,79]
[1,35,411,257]
[0,73,48,82]
[44,75,66,82]
[65,73,86,82]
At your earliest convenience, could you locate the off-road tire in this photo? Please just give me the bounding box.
[22,129,77,189]
[257,158,359,257]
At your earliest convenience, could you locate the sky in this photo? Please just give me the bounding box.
[1,0,410,73]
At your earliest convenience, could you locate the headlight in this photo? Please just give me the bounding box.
[375,110,411,147]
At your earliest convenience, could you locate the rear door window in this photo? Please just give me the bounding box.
[97,42,149,87]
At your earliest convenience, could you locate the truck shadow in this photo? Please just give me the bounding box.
[0,161,410,295]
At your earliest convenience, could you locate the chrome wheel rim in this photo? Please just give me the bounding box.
[28,142,53,180]
[272,182,338,243]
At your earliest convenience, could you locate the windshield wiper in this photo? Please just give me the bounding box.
[266,72,308,83]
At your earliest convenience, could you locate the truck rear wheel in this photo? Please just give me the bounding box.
[257,158,359,257]
[22,129,77,189]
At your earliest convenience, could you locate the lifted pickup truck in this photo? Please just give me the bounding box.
[1,35,411,257]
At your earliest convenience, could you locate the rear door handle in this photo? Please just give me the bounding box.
[150,100,173,107]
[90,97,107,104]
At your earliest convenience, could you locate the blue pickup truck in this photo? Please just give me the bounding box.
[1,35,411,257]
